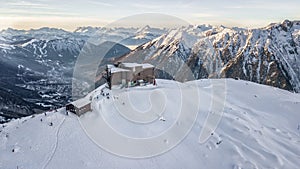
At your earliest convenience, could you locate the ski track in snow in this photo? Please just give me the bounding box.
[42,116,65,169]
[0,79,300,169]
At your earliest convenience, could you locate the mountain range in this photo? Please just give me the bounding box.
[1,20,300,122]
[119,20,300,93]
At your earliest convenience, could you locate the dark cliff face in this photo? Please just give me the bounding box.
[219,21,299,92]
[119,21,300,92]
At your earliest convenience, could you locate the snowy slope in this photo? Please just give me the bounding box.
[1,79,300,169]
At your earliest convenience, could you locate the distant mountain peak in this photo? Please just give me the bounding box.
[73,26,101,33]
[119,20,300,92]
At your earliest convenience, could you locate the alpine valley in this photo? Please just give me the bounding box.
[1,20,300,122]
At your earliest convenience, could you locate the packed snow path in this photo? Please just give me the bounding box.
[42,117,65,169]
[0,79,300,169]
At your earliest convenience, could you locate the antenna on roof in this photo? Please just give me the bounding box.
[103,65,112,89]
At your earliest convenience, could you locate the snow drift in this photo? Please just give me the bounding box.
[0,79,300,169]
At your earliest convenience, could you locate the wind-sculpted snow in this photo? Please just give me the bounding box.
[0,79,299,169]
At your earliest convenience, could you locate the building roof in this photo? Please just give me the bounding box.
[121,62,154,69]
[68,97,91,108]
[121,62,141,68]
[110,67,130,73]
[108,62,154,74]
[141,63,154,69]
[107,64,115,69]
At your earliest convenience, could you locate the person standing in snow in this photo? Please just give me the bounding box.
[153,79,156,86]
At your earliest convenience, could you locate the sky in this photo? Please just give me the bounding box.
[0,0,299,31]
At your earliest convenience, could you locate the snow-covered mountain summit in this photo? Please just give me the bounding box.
[1,79,300,169]
[119,20,300,92]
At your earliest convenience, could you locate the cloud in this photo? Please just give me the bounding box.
[131,3,162,10]
[0,0,75,17]
[0,8,78,17]
[0,0,299,30]
[5,0,51,8]
[86,0,113,7]
[0,16,110,31]
[223,1,300,10]
[192,13,218,18]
